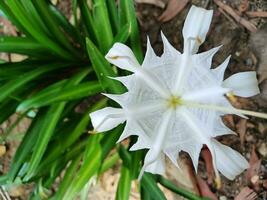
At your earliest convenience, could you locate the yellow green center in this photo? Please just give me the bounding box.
[167,96,182,109]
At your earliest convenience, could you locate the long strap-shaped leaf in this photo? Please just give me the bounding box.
[0,63,69,102]
[0,36,51,58]
[31,0,81,58]
[6,0,74,60]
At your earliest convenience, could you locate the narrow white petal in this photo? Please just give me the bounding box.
[164,148,180,168]
[89,107,125,132]
[193,45,222,69]
[182,5,213,53]
[144,151,165,175]
[142,37,161,68]
[109,74,135,90]
[130,135,151,151]
[212,139,249,180]
[105,43,140,72]
[182,86,230,102]
[223,71,260,97]
[161,31,181,61]
[102,93,128,106]
[212,56,231,82]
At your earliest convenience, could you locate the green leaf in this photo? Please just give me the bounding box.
[8,109,47,180]
[157,175,206,200]
[119,0,143,62]
[92,0,113,53]
[6,0,74,60]
[141,173,167,200]
[24,103,66,181]
[31,0,80,58]
[0,63,69,103]
[113,23,131,44]
[106,0,119,34]
[86,37,124,94]
[17,81,102,111]
[115,166,131,200]
[54,155,82,199]
[0,37,50,57]
[62,135,102,200]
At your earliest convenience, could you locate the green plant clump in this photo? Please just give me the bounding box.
[0,0,206,199]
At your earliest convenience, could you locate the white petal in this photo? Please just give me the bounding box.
[109,74,135,90]
[193,46,222,69]
[164,148,179,168]
[144,151,165,175]
[223,71,260,97]
[102,93,130,107]
[89,107,125,132]
[182,86,230,102]
[105,43,140,72]
[212,139,249,180]
[212,55,231,82]
[161,31,181,61]
[130,134,151,151]
[182,5,213,53]
[142,37,161,68]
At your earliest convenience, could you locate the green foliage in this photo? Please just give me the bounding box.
[0,0,206,199]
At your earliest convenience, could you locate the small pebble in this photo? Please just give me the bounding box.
[219,196,227,200]
[0,145,6,157]
[258,143,267,157]
[251,175,259,184]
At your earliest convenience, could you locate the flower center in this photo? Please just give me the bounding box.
[167,95,182,109]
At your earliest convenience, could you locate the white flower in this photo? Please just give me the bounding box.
[89,5,265,185]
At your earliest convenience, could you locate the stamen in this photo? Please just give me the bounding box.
[108,55,120,59]
[167,96,181,109]
[226,92,237,103]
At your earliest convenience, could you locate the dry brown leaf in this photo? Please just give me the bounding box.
[238,0,249,13]
[213,0,257,32]
[246,146,261,190]
[236,119,247,146]
[196,176,218,200]
[158,0,189,22]
[201,147,214,184]
[234,187,257,200]
[135,0,166,8]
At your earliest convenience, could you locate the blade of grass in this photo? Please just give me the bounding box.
[106,0,119,34]
[7,0,74,60]
[119,0,143,62]
[0,63,70,102]
[92,0,113,53]
[113,23,131,44]
[62,135,102,200]
[157,175,207,200]
[8,109,47,181]
[115,166,131,200]
[24,103,66,181]
[78,0,97,42]
[31,0,80,58]
[54,154,82,199]
[0,37,51,57]
[20,0,51,37]
[0,1,30,36]
[86,37,124,94]
[141,173,167,200]
[17,81,103,111]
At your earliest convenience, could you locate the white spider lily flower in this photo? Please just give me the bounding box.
[89,5,265,185]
